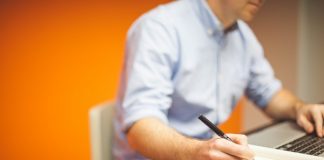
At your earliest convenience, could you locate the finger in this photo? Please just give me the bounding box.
[212,138,255,160]
[227,134,248,146]
[311,106,323,137]
[297,114,314,133]
[209,149,240,160]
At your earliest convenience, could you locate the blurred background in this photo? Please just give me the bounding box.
[0,0,323,159]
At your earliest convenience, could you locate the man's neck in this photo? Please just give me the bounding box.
[207,0,237,30]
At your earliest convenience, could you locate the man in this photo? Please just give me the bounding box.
[113,0,324,159]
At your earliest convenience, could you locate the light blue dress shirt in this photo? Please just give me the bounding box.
[113,0,282,159]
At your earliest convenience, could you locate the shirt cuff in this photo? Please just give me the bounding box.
[122,105,168,133]
[256,81,282,109]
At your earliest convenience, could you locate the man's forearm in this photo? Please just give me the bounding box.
[127,117,202,160]
[264,89,303,120]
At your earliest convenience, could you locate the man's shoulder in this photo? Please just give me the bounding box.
[149,0,191,18]
[127,0,194,38]
[134,0,192,26]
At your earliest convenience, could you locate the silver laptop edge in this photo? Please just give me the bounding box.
[247,121,324,157]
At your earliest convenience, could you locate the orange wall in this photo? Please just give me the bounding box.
[0,1,241,159]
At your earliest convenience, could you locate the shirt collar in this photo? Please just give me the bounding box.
[193,0,239,36]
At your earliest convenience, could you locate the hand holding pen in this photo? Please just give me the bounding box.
[196,115,255,160]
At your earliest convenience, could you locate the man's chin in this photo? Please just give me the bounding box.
[239,14,256,22]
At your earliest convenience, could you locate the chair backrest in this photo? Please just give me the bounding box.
[89,102,114,160]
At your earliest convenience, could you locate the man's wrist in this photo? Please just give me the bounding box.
[181,138,204,160]
[292,101,304,119]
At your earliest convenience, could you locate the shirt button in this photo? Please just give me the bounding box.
[207,28,214,36]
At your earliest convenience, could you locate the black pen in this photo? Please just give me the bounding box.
[199,115,255,160]
[198,115,233,142]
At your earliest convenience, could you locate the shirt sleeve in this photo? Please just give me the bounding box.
[119,14,178,132]
[245,45,282,109]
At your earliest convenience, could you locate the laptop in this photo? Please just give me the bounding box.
[247,121,324,157]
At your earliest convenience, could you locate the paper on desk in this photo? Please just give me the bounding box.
[254,157,272,160]
[249,144,324,160]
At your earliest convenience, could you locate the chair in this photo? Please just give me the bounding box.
[89,102,115,160]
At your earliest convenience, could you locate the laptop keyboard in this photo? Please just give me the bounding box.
[276,134,324,156]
